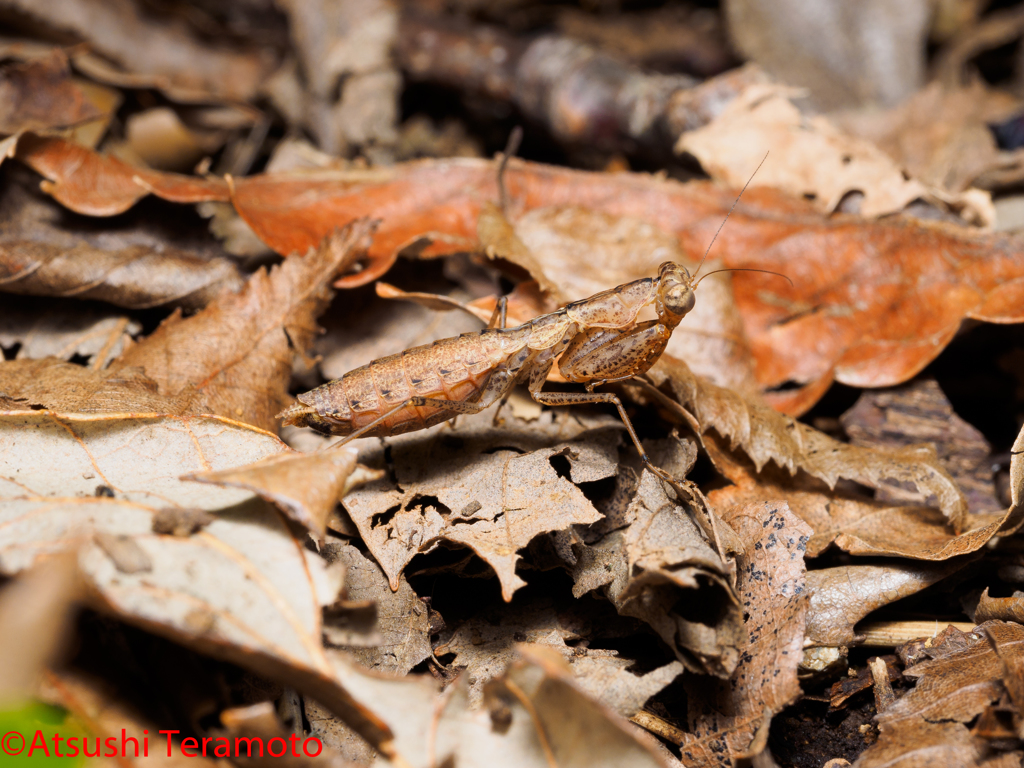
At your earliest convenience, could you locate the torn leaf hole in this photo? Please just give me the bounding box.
[371,504,400,528]
[548,451,573,481]
[406,494,449,517]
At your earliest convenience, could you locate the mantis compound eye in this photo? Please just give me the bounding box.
[663,284,695,316]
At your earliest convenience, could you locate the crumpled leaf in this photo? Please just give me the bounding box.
[572,469,744,677]
[4,0,270,102]
[677,83,988,221]
[0,51,108,134]
[344,410,618,601]
[321,541,431,676]
[187,446,360,538]
[840,379,1002,514]
[111,221,374,433]
[876,622,1024,726]
[974,588,1024,623]
[707,418,1024,562]
[677,501,810,767]
[837,80,1024,195]
[433,595,674,715]
[0,166,242,310]
[804,562,966,647]
[0,297,139,368]
[651,355,970,531]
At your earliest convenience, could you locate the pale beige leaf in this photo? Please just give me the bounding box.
[677,83,989,222]
[0,411,340,672]
[343,410,618,601]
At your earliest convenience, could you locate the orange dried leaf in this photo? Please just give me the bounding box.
[15,133,229,216]
[19,145,1024,414]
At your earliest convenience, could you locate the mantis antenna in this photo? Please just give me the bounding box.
[691,151,770,281]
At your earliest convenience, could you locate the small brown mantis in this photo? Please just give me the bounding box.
[279,157,786,483]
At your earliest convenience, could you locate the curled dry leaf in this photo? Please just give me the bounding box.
[572,469,744,677]
[343,410,618,601]
[0,51,108,134]
[703,431,1016,562]
[112,221,374,433]
[702,418,1024,566]
[4,0,270,102]
[651,355,970,531]
[974,588,1024,623]
[677,501,810,767]
[804,562,966,647]
[15,133,230,216]
[187,446,360,538]
[0,168,243,310]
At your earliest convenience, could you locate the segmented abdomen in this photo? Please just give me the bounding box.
[301,330,514,438]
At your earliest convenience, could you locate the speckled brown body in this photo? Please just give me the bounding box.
[285,323,541,438]
[279,263,698,454]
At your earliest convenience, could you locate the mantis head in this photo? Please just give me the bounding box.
[657,262,696,323]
